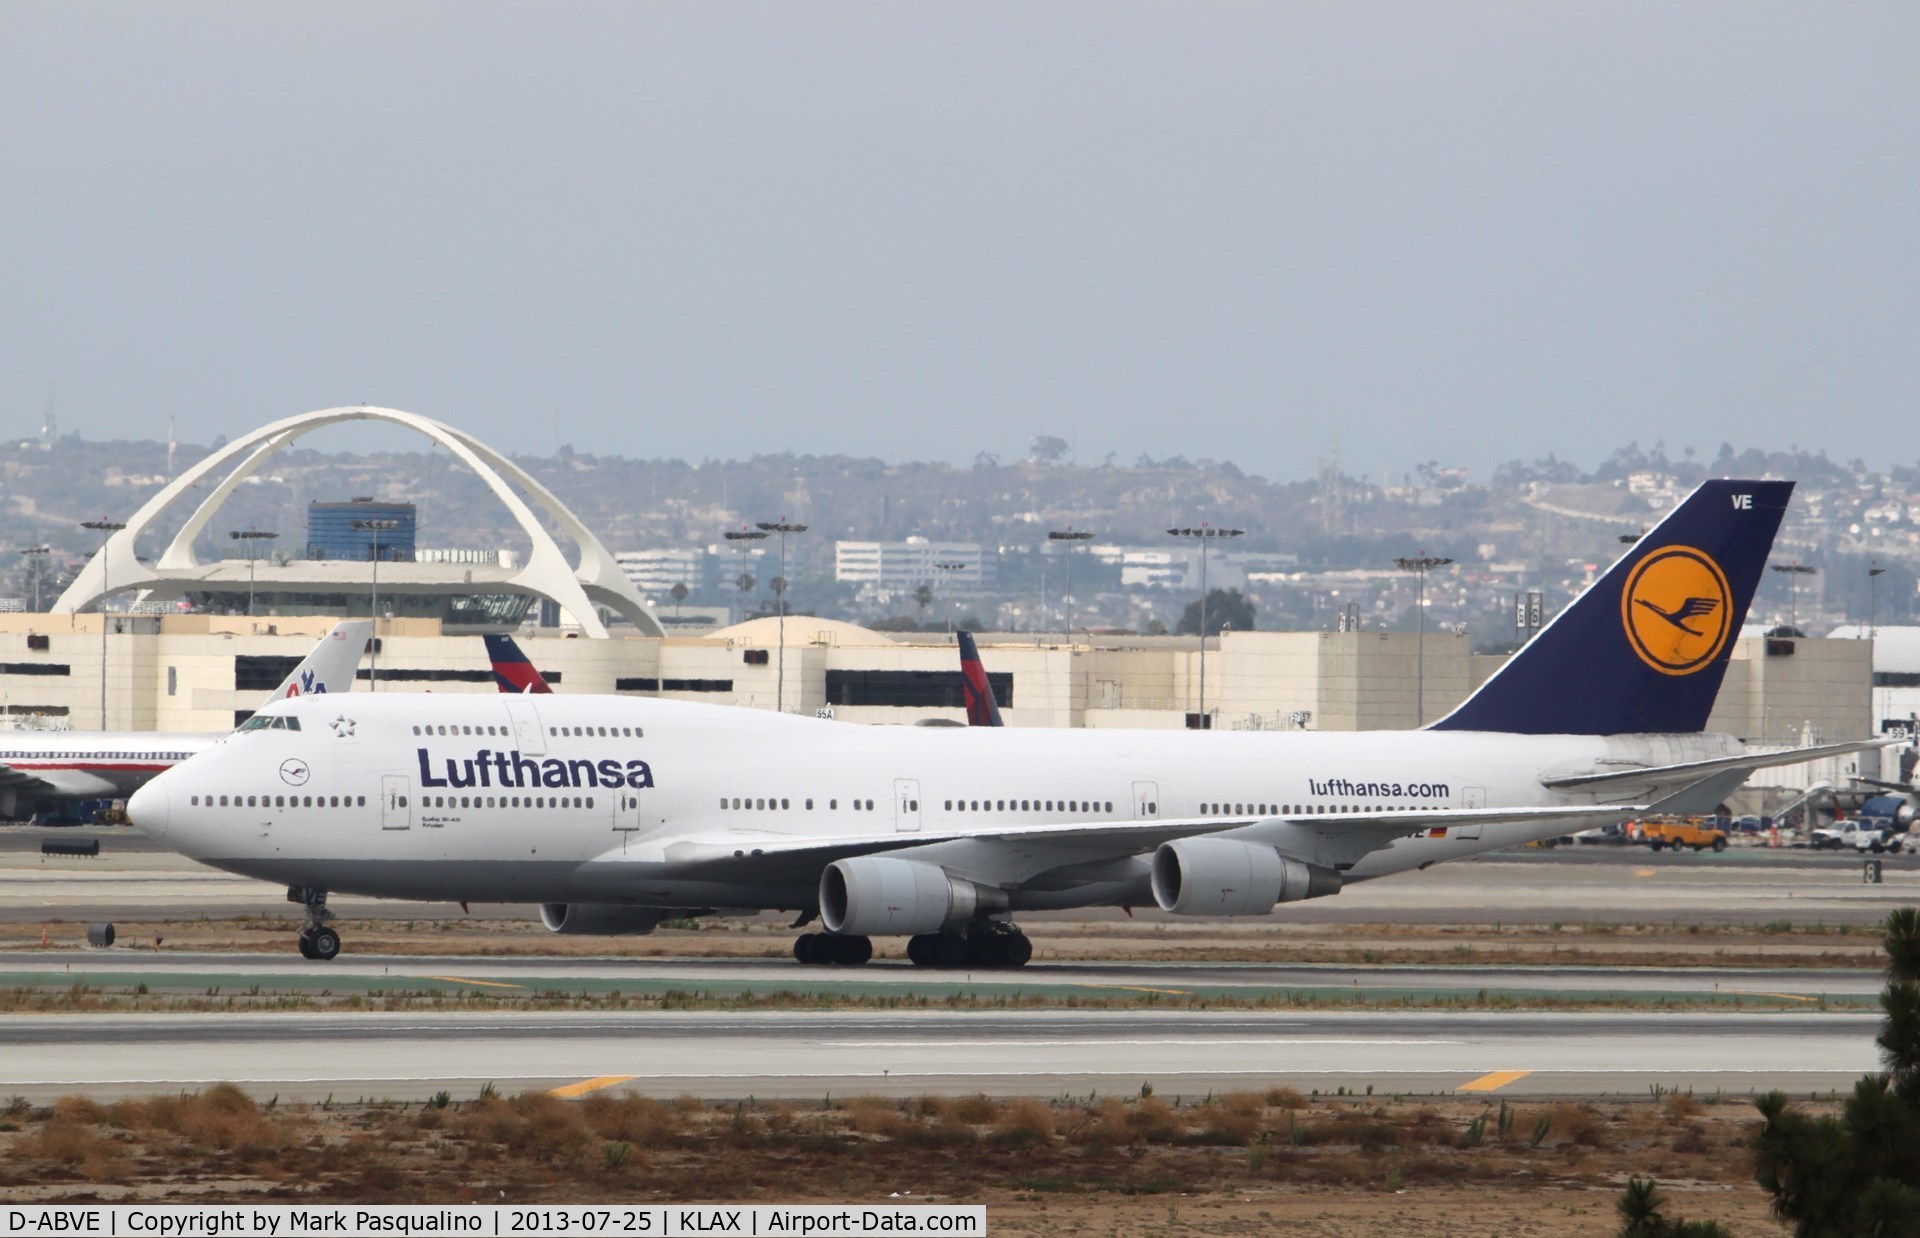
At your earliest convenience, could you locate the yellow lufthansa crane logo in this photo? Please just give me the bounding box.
[1621,545,1733,675]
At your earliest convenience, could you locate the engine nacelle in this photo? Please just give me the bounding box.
[1150,838,1341,916]
[819,857,1003,937]
[538,903,672,936]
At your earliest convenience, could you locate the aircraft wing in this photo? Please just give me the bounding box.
[0,763,59,796]
[606,803,1630,888]
[1538,738,1902,794]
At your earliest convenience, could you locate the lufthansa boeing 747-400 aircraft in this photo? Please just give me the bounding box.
[127,481,1891,964]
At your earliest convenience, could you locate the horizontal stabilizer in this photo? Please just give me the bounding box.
[1539,737,1902,793]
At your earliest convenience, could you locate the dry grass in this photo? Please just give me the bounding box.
[0,1082,1796,1211]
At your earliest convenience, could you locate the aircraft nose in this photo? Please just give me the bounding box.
[128,779,170,838]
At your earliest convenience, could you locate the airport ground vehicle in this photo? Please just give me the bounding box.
[1811,819,1907,853]
[1641,819,1729,852]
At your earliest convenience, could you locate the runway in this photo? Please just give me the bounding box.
[0,949,1886,1006]
[0,1008,1879,1103]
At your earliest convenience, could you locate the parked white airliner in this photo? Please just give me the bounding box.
[127,481,1887,964]
[0,620,371,820]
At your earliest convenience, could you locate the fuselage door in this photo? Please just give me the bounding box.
[1132,780,1160,819]
[503,697,545,757]
[613,788,643,832]
[1456,785,1486,839]
[894,778,922,833]
[381,774,411,831]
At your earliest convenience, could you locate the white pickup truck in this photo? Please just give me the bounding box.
[1810,819,1907,853]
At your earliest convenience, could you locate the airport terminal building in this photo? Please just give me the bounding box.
[0,405,1883,808]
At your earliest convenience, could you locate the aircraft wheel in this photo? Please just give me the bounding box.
[793,934,821,965]
[833,935,873,966]
[969,934,1005,968]
[1005,933,1033,968]
[932,932,970,968]
[296,929,317,960]
[308,927,341,962]
[906,934,934,966]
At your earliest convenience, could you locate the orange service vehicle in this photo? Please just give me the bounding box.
[1637,818,1729,853]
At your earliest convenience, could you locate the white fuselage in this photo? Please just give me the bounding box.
[129,693,1741,915]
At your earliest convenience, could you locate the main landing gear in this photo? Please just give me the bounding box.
[793,932,873,966]
[790,922,1034,968]
[289,885,341,961]
[906,922,1032,969]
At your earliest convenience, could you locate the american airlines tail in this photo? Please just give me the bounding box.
[1431,479,1792,735]
[956,631,1003,727]
[260,619,374,706]
[482,634,553,694]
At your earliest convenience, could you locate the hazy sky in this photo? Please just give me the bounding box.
[3,4,1915,480]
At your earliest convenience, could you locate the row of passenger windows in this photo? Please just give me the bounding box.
[410,724,642,739]
[0,751,192,761]
[425,794,591,810]
[947,798,1114,813]
[720,798,877,811]
[1198,802,1387,817]
[191,794,367,808]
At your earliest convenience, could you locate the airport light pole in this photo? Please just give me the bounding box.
[1870,562,1887,639]
[228,529,279,618]
[19,546,49,613]
[1394,553,1454,728]
[756,520,807,714]
[81,519,126,729]
[1168,525,1243,730]
[724,527,773,705]
[1769,561,1817,632]
[353,519,399,691]
[1047,528,1093,639]
[934,562,967,635]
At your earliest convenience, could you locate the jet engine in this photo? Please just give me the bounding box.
[1149,838,1341,916]
[538,903,672,936]
[819,857,1005,937]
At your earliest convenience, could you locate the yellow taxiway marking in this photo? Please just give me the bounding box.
[551,1075,635,1099]
[1457,1070,1532,1093]
[1634,868,1658,878]
[1726,990,1818,1003]
[418,975,526,990]
[1081,984,1195,996]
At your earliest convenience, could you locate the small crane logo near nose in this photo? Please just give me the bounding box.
[280,758,311,786]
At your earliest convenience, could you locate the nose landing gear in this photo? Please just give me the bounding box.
[288,886,341,961]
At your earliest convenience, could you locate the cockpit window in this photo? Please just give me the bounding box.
[236,715,302,733]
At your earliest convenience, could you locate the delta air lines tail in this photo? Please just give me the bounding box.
[956,631,1003,727]
[483,634,553,694]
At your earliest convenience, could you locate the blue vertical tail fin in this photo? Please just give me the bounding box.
[1430,479,1793,735]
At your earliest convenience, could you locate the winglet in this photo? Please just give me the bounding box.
[1430,479,1793,735]
[956,630,1004,726]
[483,633,554,694]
